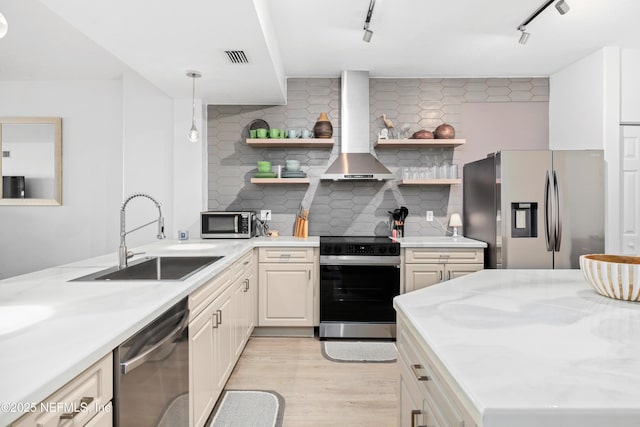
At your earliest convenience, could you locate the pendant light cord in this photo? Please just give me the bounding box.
[191,74,196,126]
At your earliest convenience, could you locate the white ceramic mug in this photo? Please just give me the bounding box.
[288,129,298,139]
[300,129,311,138]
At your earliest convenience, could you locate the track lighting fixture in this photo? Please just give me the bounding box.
[555,0,570,15]
[518,26,530,45]
[186,71,202,142]
[362,0,376,43]
[516,0,570,44]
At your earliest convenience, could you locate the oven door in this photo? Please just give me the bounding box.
[320,255,400,338]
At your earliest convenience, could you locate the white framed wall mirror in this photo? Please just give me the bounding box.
[0,117,62,206]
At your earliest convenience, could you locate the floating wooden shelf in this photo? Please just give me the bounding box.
[246,138,334,148]
[397,179,462,185]
[250,178,310,184]
[375,138,465,148]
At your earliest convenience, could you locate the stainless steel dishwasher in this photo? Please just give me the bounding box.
[113,298,190,427]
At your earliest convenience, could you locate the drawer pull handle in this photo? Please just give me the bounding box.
[60,396,94,419]
[244,278,249,292]
[216,309,222,325]
[411,409,428,427]
[411,364,431,381]
[439,271,443,281]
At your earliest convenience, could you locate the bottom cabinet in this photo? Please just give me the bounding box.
[189,252,256,427]
[11,354,113,427]
[397,314,476,427]
[258,263,314,327]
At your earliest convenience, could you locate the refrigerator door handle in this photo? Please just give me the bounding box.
[553,170,562,252]
[544,170,553,251]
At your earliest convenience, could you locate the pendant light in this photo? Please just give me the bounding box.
[186,71,202,142]
[0,12,8,39]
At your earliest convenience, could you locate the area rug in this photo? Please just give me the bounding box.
[157,393,188,427]
[208,390,285,427]
[321,341,397,363]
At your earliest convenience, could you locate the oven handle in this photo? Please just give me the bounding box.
[320,255,400,266]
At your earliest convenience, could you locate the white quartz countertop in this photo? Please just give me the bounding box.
[394,269,640,427]
[392,236,487,248]
[0,236,316,426]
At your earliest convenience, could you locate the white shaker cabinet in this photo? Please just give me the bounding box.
[403,248,484,293]
[397,312,475,427]
[257,247,317,327]
[11,354,113,427]
[189,249,256,427]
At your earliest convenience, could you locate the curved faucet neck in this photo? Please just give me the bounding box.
[119,193,165,269]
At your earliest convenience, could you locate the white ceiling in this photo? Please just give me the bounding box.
[2,0,640,104]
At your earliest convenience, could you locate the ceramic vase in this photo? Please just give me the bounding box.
[313,112,333,139]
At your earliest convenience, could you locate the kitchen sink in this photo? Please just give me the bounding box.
[71,256,223,281]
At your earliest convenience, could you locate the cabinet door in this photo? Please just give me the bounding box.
[399,354,430,427]
[213,286,236,396]
[244,269,256,340]
[405,263,445,292]
[445,263,483,281]
[189,304,216,427]
[258,263,314,327]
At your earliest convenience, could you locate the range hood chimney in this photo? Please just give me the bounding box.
[321,70,395,181]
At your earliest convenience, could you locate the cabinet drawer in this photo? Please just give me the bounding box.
[398,324,464,427]
[258,247,314,263]
[232,250,254,277]
[405,248,483,264]
[189,268,232,321]
[13,354,113,427]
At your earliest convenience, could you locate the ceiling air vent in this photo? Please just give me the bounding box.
[2,151,9,158]
[225,50,249,64]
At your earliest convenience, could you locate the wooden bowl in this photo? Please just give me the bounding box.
[580,254,640,301]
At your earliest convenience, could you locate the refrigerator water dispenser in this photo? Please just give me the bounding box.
[511,202,537,238]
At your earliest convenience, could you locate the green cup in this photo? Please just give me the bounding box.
[269,128,280,138]
[249,129,257,138]
[256,128,268,138]
[257,161,272,172]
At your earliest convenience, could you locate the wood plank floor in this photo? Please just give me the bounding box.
[224,337,399,427]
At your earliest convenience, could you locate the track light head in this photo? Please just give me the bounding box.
[363,28,373,43]
[518,26,530,45]
[555,0,570,15]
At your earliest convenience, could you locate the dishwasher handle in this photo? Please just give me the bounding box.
[120,307,189,375]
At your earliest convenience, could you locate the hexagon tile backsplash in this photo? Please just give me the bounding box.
[208,77,548,237]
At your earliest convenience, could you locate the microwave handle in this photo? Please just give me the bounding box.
[234,216,238,233]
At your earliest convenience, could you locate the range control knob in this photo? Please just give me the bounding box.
[379,246,387,254]
[323,245,332,254]
[388,246,398,255]
[333,245,342,255]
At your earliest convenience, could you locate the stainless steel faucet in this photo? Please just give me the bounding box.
[119,193,165,269]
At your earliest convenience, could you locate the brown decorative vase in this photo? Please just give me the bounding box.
[434,123,456,139]
[313,112,333,139]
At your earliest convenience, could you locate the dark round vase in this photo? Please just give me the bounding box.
[313,112,333,138]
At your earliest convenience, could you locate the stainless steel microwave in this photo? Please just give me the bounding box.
[201,211,256,239]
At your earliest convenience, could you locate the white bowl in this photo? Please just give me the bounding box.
[580,254,640,301]
[285,160,301,171]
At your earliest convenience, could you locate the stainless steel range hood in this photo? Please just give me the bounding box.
[321,70,394,181]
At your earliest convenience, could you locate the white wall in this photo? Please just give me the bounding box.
[172,99,207,240]
[0,71,181,279]
[121,71,174,248]
[0,80,123,278]
[549,47,622,253]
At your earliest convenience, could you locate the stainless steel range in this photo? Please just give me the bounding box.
[319,236,400,339]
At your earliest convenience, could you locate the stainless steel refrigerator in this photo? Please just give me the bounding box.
[463,150,605,269]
